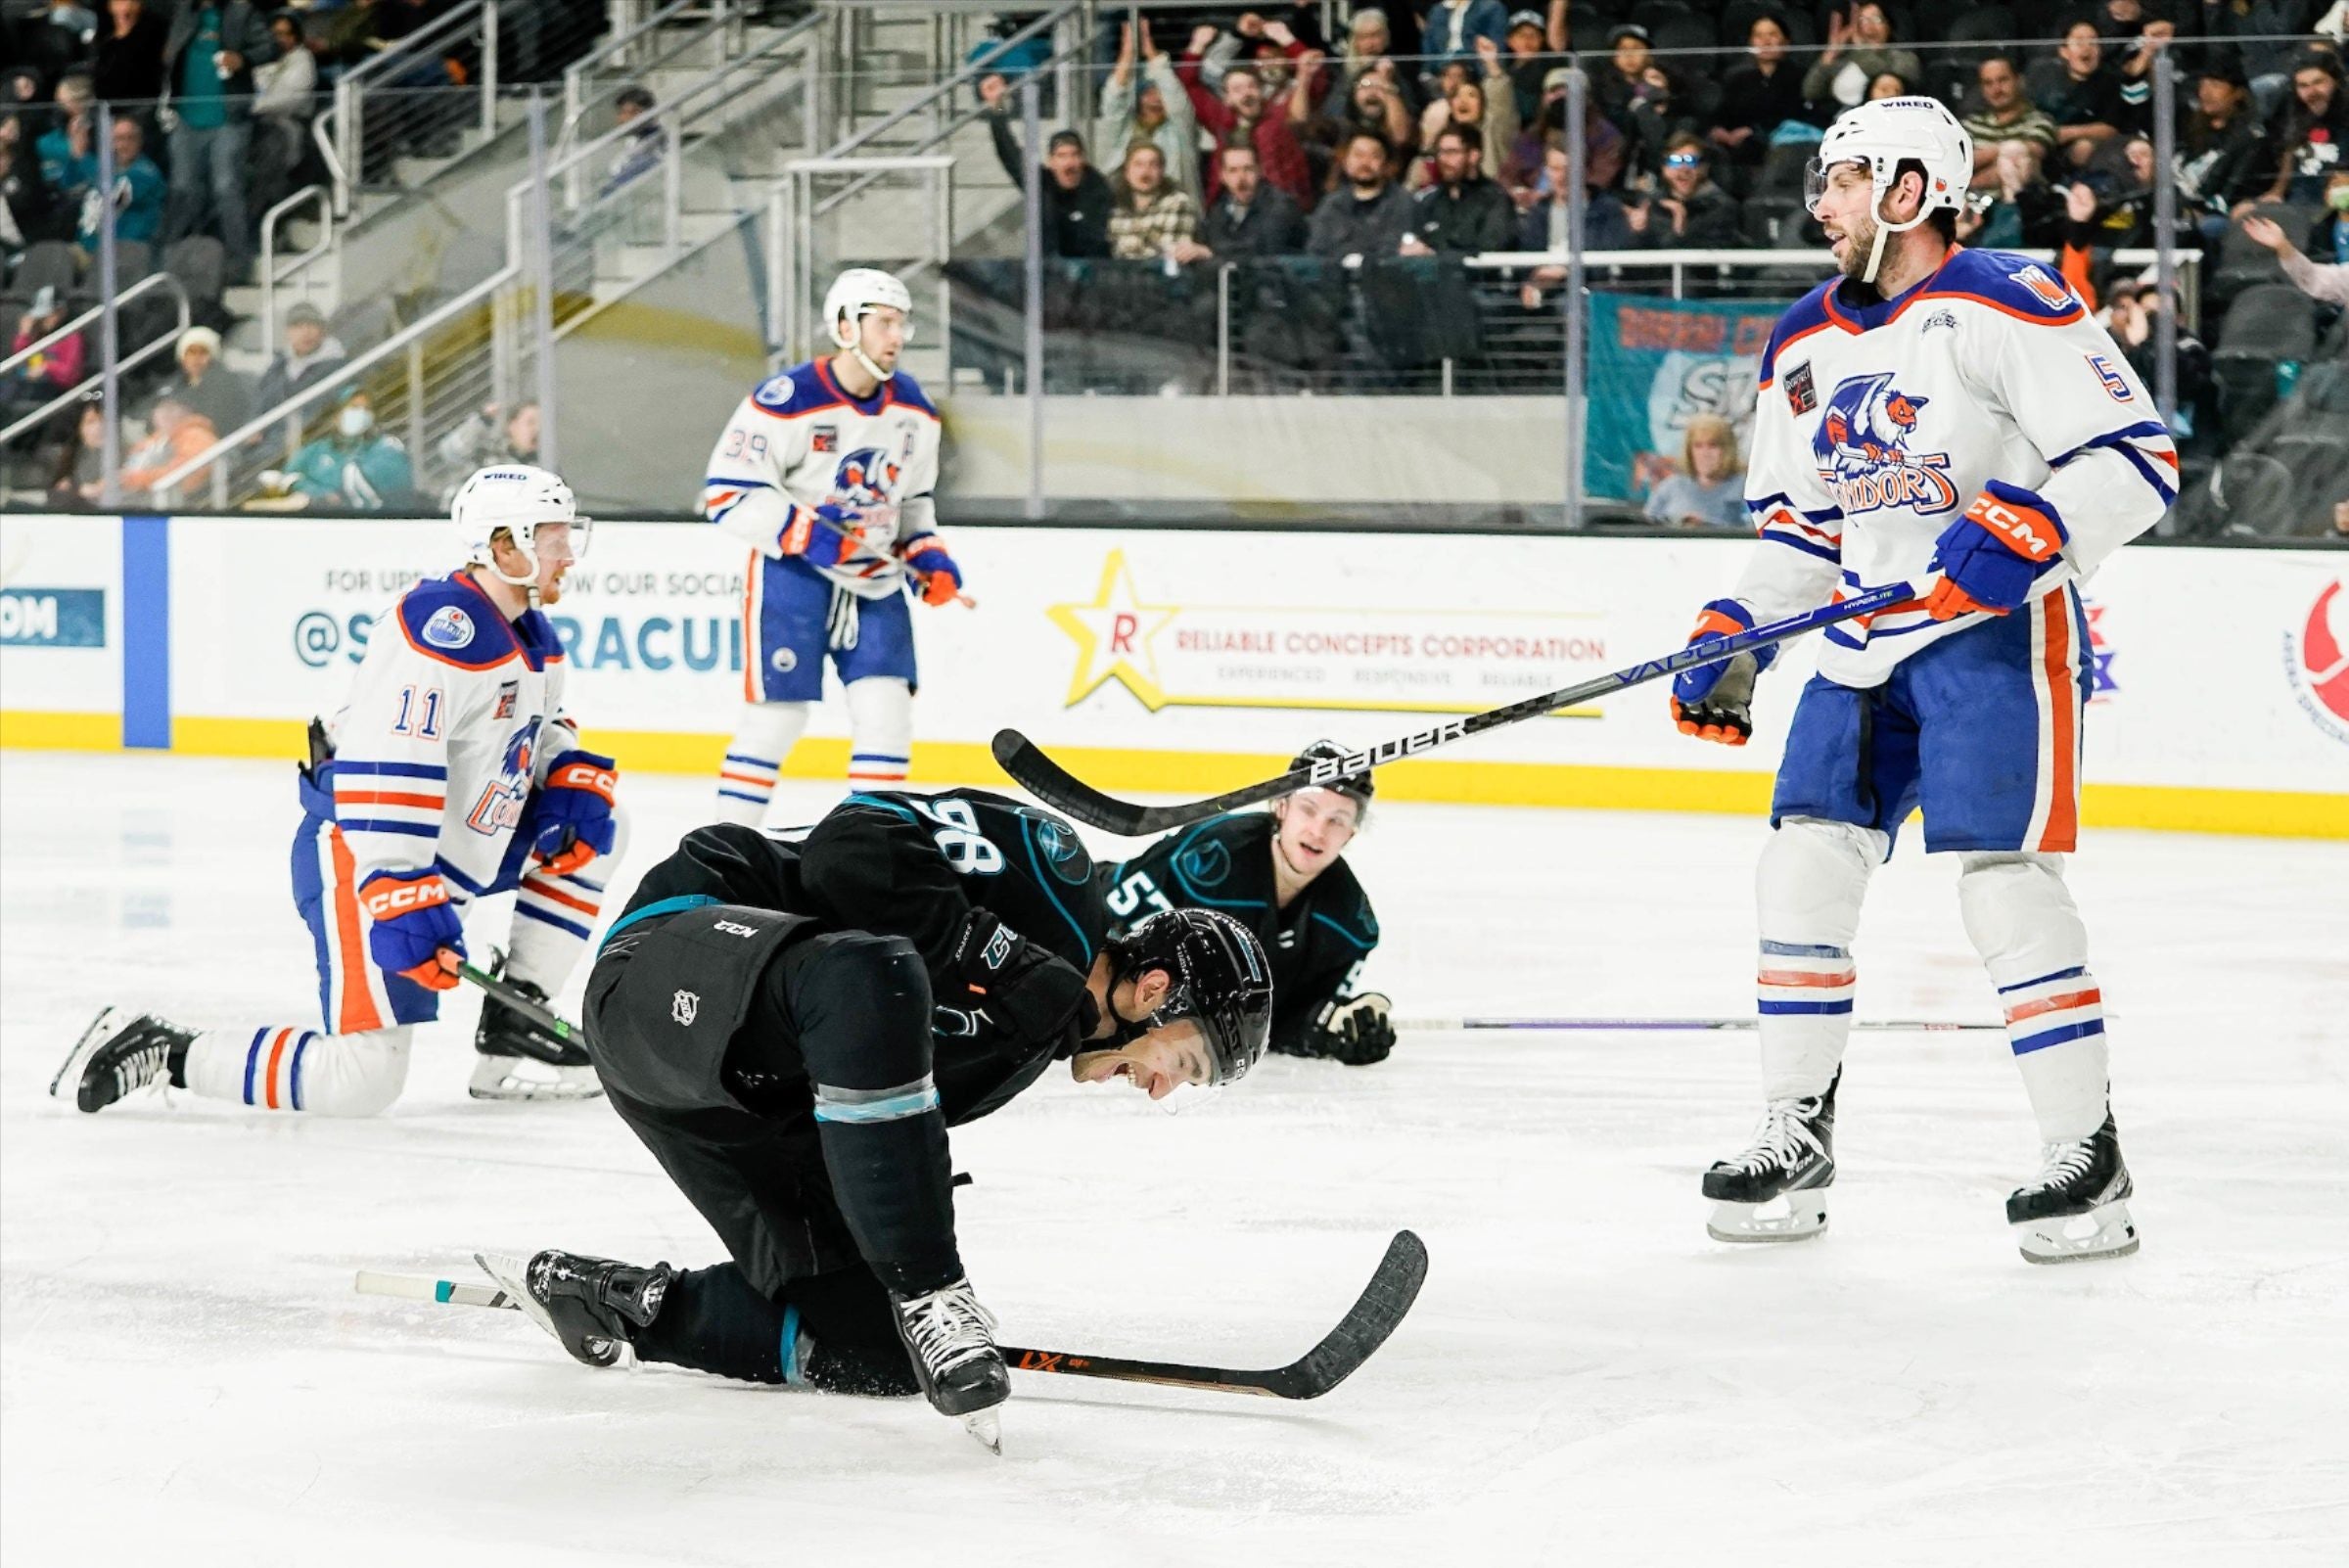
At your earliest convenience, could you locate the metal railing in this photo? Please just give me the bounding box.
[332,0,499,215]
[152,266,519,509]
[0,275,191,449]
[258,186,336,358]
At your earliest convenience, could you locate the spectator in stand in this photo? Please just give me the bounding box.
[1518,144,1643,307]
[254,300,347,411]
[5,287,83,424]
[1096,21,1201,203]
[1200,142,1308,256]
[2316,166,2349,259]
[1802,3,1922,115]
[1865,71,1912,102]
[1499,5,1568,124]
[2030,21,2127,175]
[1638,135,1743,249]
[1307,128,1413,262]
[157,324,253,437]
[1962,55,2059,178]
[1,112,63,253]
[77,114,164,254]
[2099,274,2213,437]
[2210,0,2324,121]
[1956,139,2065,249]
[1411,36,1520,191]
[2113,17,2178,136]
[1644,415,1747,530]
[36,76,97,206]
[981,74,1112,258]
[319,0,389,72]
[278,386,414,509]
[18,3,100,91]
[2252,51,2349,209]
[2243,206,2349,303]
[48,396,110,508]
[1326,8,1421,125]
[2178,63,2274,242]
[1593,24,1678,183]
[1179,26,1314,208]
[1403,124,1515,254]
[94,0,170,109]
[1419,0,1510,74]
[161,0,277,278]
[436,398,539,505]
[598,86,667,199]
[119,389,217,495]
[1712,14,1807,179]
[1319,62,1417,180]
[1106,143,1203,261]
[249,11,317,218]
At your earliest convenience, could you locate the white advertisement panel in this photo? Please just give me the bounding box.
[10,514,2334,830]
[0,512,122,718]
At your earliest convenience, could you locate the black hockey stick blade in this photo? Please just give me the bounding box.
[994,579,1921,835]
[454,961,591,1062]
[1000,1228,1427,1400]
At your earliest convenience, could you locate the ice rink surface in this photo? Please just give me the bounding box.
[3,752,2344,1566]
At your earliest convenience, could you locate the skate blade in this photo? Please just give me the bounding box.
[1707,1194,1829,1244]
[2016,1199,2139,1265]
[468,1059,606,1103]
[959,1406,1002,1456]
[50,1006,124,1104]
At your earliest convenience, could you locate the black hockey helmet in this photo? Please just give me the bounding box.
[1101,908,1273,1086]
[1289,740,1375,811]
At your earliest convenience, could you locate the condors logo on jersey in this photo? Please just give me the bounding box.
[1812,371,1959,517]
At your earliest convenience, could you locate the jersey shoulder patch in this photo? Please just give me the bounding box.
[746,362,838,419]
[1759,281,1837,390]
[1918,248,2085,325]
[883,372,941,421]
[395,576,518,670]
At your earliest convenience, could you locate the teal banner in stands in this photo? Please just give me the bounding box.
[1583,293,1784,507]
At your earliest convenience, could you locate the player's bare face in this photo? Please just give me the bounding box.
[1070,1022,1214,1100]
[529,523,576,605]
[1273,790,1359,880]
[857,306,906,374]
[1814,162,1877,277]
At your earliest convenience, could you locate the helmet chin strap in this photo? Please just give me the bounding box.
[1862,174,1933,288]
[837,311,898,383]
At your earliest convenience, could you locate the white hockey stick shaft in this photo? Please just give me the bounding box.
[355,1269,518,1310]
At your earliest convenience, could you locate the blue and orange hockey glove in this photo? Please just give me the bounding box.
[778,502,864,564]
[358,870,466,991]
[899,533,964,606]
[1927,481,2065,621]
[531,751,619,878]
[1670,599,1776,746]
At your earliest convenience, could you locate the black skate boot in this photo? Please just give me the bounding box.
[473,1249,675,1366]
[2006,1110,2139,1264]
[470,961,601,1103]
[891,1277,1010,1454]
[1702,1069,1838,1244]
[50,1008,194,1113]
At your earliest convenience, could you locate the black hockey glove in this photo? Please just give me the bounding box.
[939,909,1097,1054]
[1306,992,1397,1066]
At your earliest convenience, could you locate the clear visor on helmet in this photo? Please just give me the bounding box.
[1803,155,1866,215]
[847,303,914,345]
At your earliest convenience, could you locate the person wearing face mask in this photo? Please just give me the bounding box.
[463,790,1272,1454]
[280,385,415,510]
[1107,741,1390,1068]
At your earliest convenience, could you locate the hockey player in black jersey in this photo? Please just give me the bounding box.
[1105,742,1392,1067]
[475,789,1273,1453]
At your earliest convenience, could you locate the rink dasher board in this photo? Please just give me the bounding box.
[1,514,2341,837]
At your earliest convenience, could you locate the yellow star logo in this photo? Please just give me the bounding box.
[1046,550,1180,710]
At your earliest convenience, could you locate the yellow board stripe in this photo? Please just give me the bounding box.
[6,710,2342,840]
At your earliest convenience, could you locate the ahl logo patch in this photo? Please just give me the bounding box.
[671,990,700,1027]
[422,606,475,650]
[1784,359,1817,415]
[493,680,519,720]
[811,424,838,454]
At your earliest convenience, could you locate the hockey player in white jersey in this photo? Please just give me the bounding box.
[700,267,963,821]
[1670,98,2175,1263]
[53,466,626,1116]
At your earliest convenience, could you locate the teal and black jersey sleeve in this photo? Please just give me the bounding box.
[1270,861,1379,1055]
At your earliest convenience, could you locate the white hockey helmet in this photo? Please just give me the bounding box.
[451,464,590,586]
[1807,96,1973,281]
[823,266,913,382]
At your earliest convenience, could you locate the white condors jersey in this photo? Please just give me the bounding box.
[699,358,944,601]
[319,572,581,907]
[1734,246,2179,686]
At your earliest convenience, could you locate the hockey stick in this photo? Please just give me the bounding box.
[454,961,592,1059]
[1394,1016,2000,1034]
[353,1228,1425,1403]
[799,508,977,609]
[992,579,1923,836]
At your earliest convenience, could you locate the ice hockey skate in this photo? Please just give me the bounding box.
[470,965,603,1103]
[50,1008,193,1114]
[1703,1070,1838,1243]
[891,1276,1010,1454]
[2006,1111,2139,1264]
[474,1249,674,1366]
